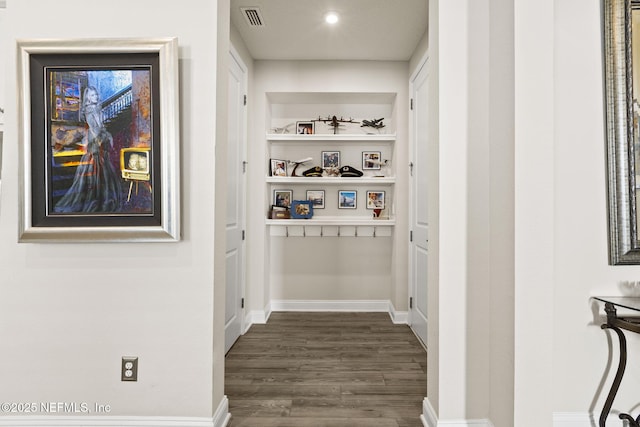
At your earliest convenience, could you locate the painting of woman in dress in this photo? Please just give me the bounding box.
[53,86,123,213]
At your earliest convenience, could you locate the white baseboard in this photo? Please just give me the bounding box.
[270,299,392,312]
[421,397,494,427]
[552,412,613,426]
[388,301,408,324]
[213,396,230,427]
[0,397,229,427]
[243,304,272,332]
[0,416,214,426]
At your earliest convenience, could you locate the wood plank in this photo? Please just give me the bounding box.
[225,312,427,425]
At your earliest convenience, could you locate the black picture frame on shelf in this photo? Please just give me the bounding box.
[306,190,325,209]
[362,151,382,170]
[322,151,340,169]
[273,189,293,209]
[296,121,314,135]
[338,190,357,209]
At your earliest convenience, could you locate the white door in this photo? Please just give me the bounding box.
[225,48,247,354]
[409,58,429,347]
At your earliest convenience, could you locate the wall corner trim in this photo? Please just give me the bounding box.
[421,397,495,427]
[213,395,231,427]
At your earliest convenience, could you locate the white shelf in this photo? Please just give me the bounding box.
[266,217,395,226]
[267,133,396,142]
[266,176,395,185]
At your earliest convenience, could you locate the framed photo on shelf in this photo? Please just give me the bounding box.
[366,191,385,209]
[17,37,180,243]
[306,190,325,209]
[273,189,293,209]
[290,200,313,219]
[362,151,382,170]
[322,151,340,169]
[270,158,287,177]
[338,190,357,209]
[296,121,314,135]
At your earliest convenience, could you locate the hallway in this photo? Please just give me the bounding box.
[225,312,427,426]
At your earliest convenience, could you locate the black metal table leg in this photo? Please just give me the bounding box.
[600,301,640,427]
[600,323,629,427]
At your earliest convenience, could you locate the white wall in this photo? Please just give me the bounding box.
[0,0,225,421]
[247,60,410,313]
[552,0,640,418]
[425,0,514,424]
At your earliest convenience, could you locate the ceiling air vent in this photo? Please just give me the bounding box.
[241,7,265,27]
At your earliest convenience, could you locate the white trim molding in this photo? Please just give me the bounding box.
[213,395,231,427]
[0,397,230,427]
[552,412,615,426]
[421,398,494,427]
[270,299,391,313]
[388,301,408,324]
[0,416,215,427]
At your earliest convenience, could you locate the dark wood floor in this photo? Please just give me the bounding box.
[225,311,427,427]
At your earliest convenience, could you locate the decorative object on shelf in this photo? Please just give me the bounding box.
[313,115,360,134]
[366,191,385,210]
[325,167,340,177]
[271,122,295,134]
[270,205,290,219]
[290,200,314,219]
[362,151,382,170]
[339,165,364,177]
[306,190,325,209]
[303,166,323,177]
[288,157,312,176]
[270,158,288,176]
[273,189,293,208]
[296,121,314,134]
[322,151,340,169]
[361,118,385,132]
[338,190,357,209]
[17,37,180,243]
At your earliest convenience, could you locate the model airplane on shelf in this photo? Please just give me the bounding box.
[312,115,360,134]
[361,118,385,129]
[270,123,295,134]
[288,157,313,176]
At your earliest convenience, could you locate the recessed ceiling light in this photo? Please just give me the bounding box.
[325,12,339,25]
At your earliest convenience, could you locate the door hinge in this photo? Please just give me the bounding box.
[242,160,248,173]
[409,297,413,309]
[242,230,246,240]
[410,98,414,110]
[410,230,413,242]
[241,298,245,308]
[243,94,247,106]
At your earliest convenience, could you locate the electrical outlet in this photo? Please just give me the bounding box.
[121,357,138,382]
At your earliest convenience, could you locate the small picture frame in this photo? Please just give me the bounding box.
[270,158,288,177]
[322,151,340,169]
[296,121,314,135]
[338,190,357,209]
[273,189,293,208]
[362,151,382,170]
[306,190,325,209]
[366,191,386,209]
[290,200,314,219]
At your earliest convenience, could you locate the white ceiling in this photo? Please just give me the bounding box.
[230,0,428,61]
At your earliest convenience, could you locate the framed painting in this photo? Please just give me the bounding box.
[17,38,180,242]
